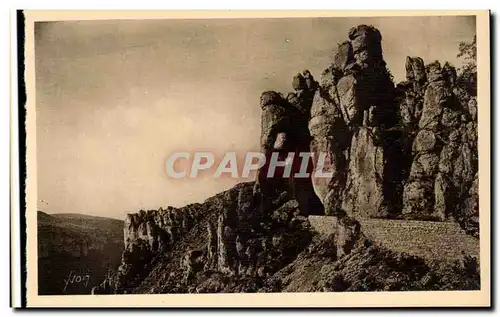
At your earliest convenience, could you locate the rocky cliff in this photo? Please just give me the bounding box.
[95,182,479,294]
[93,25,479,294]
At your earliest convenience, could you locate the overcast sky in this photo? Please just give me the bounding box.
[35,15,476,219]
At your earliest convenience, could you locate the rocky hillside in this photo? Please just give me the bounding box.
[37,211,124,295]
[94,183,479,294]
[93,25,479,294]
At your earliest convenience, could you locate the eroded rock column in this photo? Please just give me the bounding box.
[402,61,456,220]
[256,73,323,217]
[309,25,399,219]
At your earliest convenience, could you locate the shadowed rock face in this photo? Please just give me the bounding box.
[401,60,478,226]
[306,25,478,252]
[94,183,320,294]
[406,56,427,86]
[104,181,479,295]
[332,41,354,72]
[306,25,477,230]
[255,73,324,218]
[348,25,383,68]
[37,212,124,295]
[309,24,400,221]
[308,88,350,215]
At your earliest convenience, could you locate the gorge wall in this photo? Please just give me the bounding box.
[37,212,124,295]
[92,25,480,294]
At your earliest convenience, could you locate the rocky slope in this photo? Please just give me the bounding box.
[94,25,479,294]
[94,182,479,294]
[37,212,124,295]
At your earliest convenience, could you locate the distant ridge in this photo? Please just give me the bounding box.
[47,212,123,221]
[37,210,124,295]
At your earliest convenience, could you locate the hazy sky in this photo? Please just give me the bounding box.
[35,16,476,219]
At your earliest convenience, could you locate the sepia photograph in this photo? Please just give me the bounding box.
[18,10,490,307]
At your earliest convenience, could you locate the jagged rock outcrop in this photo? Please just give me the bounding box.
[95,25,480,295]
[309,25,400,220]
[306,25,478,235]
[102,181,479,295]
[405,56,427,86]
[112,204,204,292]
[462,173,479,237]
[308,84,350,215]
[305,25,479,256]
[256,71,323,217]
[395,57,428,183]
[99,183,318,294]
[401,60,478,225]
[332,41,354,72]
[124,205,202,253]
